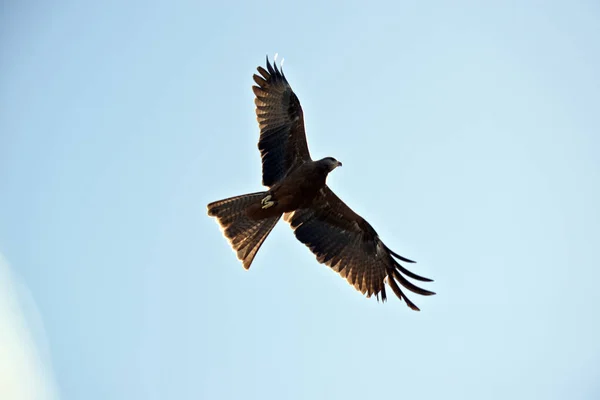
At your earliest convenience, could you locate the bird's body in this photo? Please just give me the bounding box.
[246,158,340,219]
[207,57,435,310]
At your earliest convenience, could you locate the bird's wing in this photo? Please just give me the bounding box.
[285,186,435,310]
[253,56,311,187]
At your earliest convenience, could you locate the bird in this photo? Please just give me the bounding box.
[207,56,435,310]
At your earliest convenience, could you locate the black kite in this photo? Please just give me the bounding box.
[207,56,435,310]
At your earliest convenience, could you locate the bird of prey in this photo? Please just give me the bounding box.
[207,56,435,310]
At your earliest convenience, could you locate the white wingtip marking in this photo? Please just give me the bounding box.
[281,58,285,67]
[274,53,278,61]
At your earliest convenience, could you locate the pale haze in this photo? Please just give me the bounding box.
[1,1,599,399]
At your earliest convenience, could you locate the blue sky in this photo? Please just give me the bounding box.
[1,1,599,399]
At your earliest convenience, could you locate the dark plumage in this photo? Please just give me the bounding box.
[207,56,435,310]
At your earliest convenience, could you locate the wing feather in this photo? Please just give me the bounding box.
[253,56,311,187]
[286,186,435,310]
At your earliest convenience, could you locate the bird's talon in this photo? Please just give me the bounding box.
[261,201,275,209]
[261,194,272,205]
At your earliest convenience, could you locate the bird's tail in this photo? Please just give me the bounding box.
[207,192,281,269]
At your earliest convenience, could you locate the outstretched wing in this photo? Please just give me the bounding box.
[285,187,435,310]
[253,56,311,187]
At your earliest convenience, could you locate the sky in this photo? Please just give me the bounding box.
[1,1,600,399]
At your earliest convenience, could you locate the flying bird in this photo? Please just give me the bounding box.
[207,56,435,310]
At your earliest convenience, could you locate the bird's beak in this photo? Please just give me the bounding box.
[337,161,343,167]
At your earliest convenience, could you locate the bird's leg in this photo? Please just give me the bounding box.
[261,194,275,209]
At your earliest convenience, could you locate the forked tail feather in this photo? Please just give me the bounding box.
[207,192,281,269]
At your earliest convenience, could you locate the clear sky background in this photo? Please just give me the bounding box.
[1,1,599,399]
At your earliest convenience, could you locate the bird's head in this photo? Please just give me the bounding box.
[321,157,343,172]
